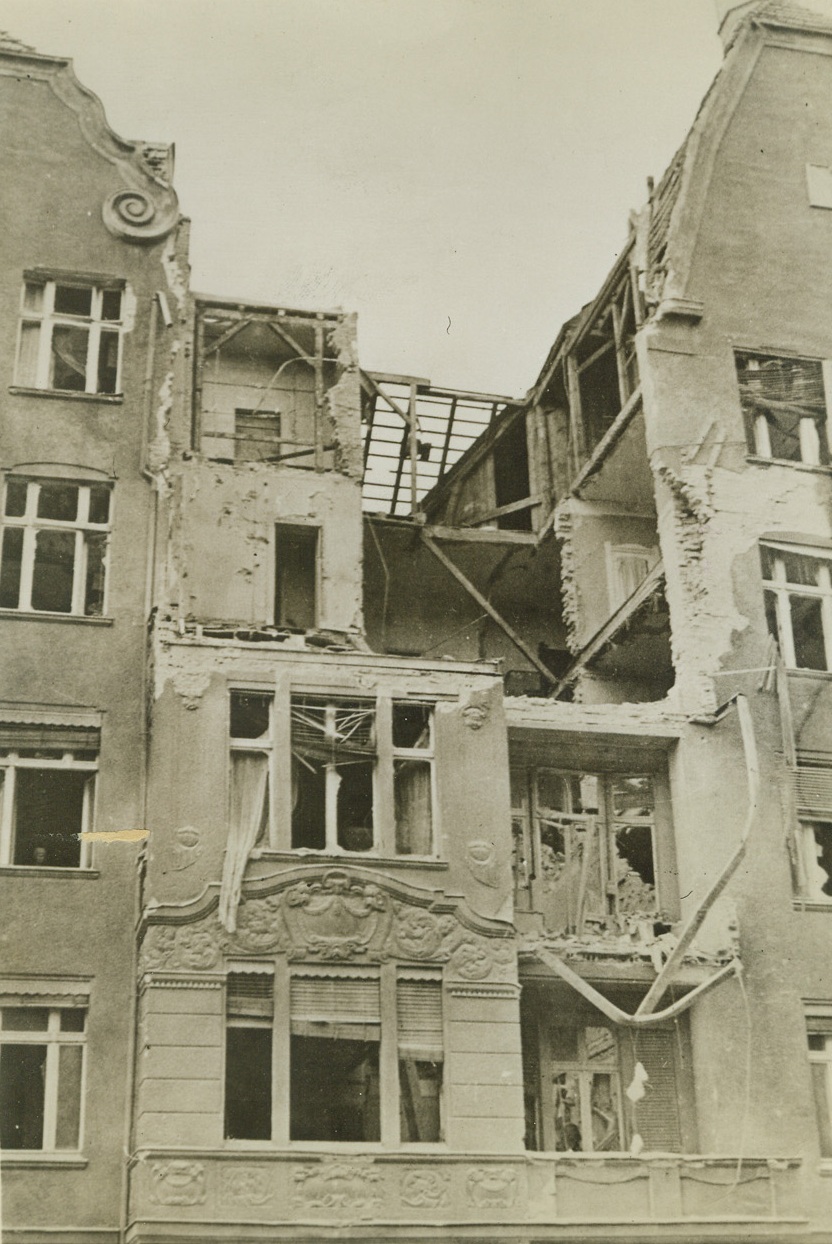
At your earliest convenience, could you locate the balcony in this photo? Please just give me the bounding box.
[129,1149,804,1239]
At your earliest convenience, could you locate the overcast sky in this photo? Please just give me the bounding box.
[3,1,826,395]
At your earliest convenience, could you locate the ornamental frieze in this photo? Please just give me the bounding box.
[292,1156,382,1214]
[140,867,515,982]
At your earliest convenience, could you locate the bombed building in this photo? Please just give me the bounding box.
[3,2,832,1241]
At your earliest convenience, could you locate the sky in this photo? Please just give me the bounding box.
[1,0,824,395]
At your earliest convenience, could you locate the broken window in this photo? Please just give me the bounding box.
[792,760,832,901]
[807,1016,832,1157]
[398,973,443,1143]
[289,972,381,1142]
[492,417,532,531]
[274,524,318,630]
[0,737,97,868]
[290,695,435,856]
[514,768,658,929]
[552,1024,623,1153]
[761,544,832,671]
[224,971,274,1141]
[522,991,684,1154]
[736,351,829,465]
[235,408,282,463]
[16,279,122,395]
[0,479,111,616]
[0,1005,86,1151]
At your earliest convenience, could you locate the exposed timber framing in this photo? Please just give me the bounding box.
[420,531,558,687]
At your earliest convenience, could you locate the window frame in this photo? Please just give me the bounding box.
[512,765,662,924]
[0,478,112,617]
[761,542,832,671]
[222,963,446,1150]
[0,1003,87,1153]
[806,1010,832,1159]
[735,349,831,467]
[230,687,438,858]
[605,543,660,612]
[16,278,124,396]
[0,748,97,870]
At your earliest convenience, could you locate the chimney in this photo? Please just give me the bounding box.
[714,1,759,49]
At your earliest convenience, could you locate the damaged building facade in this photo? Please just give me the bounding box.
[3,1,832,1240]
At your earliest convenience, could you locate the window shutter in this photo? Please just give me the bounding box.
[627,1028,682,1152]
[793,766,832,814]
[397,978,443,1060]
[227,972,274,1022]
[290,974,380,1041]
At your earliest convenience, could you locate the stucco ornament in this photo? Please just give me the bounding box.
[461,702,489,731]
[282,871,390,959]
[465,838,500,888]
[219,1165,273,1206]
[449,935,514,982]
[292,1157,382,1213]
[466,1166,517,1209]
[393,905,456,958]
[149,1160,206,1206]
[231,893,286,954]
[171,826,201,872]
[102,186,179,243]
[400,1168,450,1208]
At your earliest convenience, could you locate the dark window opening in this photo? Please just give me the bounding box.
[290,697,376,851]
[803,821,832,899]
[578,345,622,453]
[397,976,443,1142]
[14,768,87,867]
[230,691,272,740]
[0,1044,46,1148]
[224,974,273,1141]
[275,524,318,630]
[290,1036,380,1141]
[493,418,532,530]
[399,1059,442,1142]
[792,595,826,670]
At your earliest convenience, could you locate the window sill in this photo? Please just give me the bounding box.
[783,667,832,681]
[793,899,832,912]
[0,867,99,879]
[0,1152,87,1167]
[0,610,113,626]
[9,386,123,405]
[254,850,448,870]
[747,455,832,476]
[819,1160,832,1176]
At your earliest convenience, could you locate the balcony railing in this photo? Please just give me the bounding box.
[131,1149,804,1235]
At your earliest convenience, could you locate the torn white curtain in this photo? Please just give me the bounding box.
[219,752,268,932]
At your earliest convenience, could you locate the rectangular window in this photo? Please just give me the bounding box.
[229,691,272,848]
[274,524,318,630]
[0,741,97,869]
[224,972,273,1141]
[807,1016,832,1157]
[0,479,111,616]
[736,351,829,465]
[235,409,282,463]
[289,972,381,1142]
[16,279,123,395]
[522,993,684,1155]
[761,544,832,671]
[529,770,657,929]
[792,761,832,901]
[606,544,659,611]
[398,974,443,1143]
[289,695,435,856]
[0,1005,86,1151]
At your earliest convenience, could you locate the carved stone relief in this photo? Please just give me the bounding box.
[465,838,500,888]
[171,826,201,872]
[148,1160,206,1206]
[399,1168,450,1208]
[466,1166,518,1209]
[141,868,516,981]
[292,1157,382,1214]
[218,1165,273,1206]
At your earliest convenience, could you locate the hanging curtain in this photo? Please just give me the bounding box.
[219,752,268,932]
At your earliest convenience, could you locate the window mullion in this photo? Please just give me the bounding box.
[19,526,37,612]
[86,319,101,394]
[42,1028,60,1149]
[36,284,54,387]
[72,528,87,615]
[777,589,797,667]
[379,961,399,1146]
[375,696,393,855]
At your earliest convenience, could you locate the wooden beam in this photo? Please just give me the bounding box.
[362,392,377,472]
[201,319,250,358]
[576,337,615,376]
[425,524,537,546]
[472,495,542,524]
[565,354,586,471]
[367,369,431,388]
[267,319,313,364]
[438,395,457,479]
[408,382,419,516]
[361,369,412,426]
[610,299,631,408]
[420,532,558,687]
[570,385,642,496]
